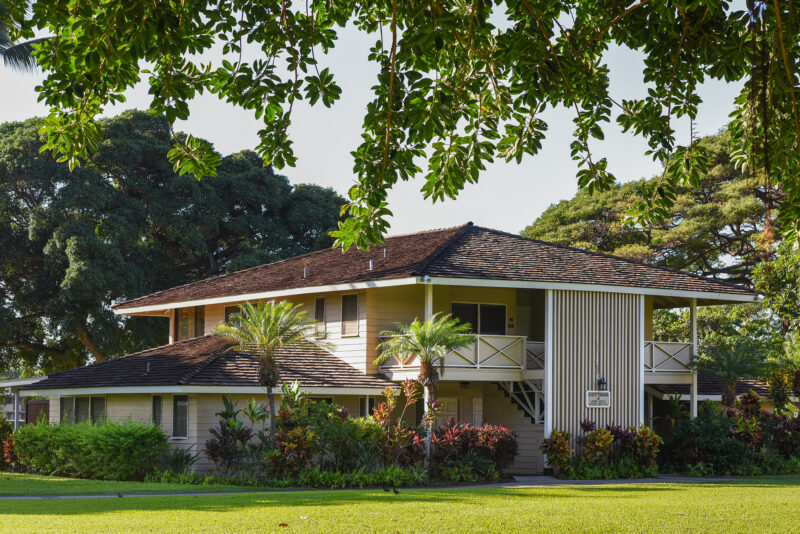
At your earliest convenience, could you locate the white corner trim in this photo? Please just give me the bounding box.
[639,294,646,425]
[543,289,554,438]
[113,277,420,315]
[20,385,392,397]
[426,277,758,303]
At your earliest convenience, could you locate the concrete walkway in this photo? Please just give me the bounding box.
[0,475,796,500]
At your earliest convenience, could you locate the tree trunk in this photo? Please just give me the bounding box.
[267,386,277,445]
[722,381,737,408]
[77,323,106,362]
[424,384,431,469]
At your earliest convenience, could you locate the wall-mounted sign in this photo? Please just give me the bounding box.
[586,390,611,408]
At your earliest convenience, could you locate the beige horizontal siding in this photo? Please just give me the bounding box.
[482,383,544,475]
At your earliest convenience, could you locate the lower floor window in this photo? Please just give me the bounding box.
[173,395,189,438]
[59,396,106,424]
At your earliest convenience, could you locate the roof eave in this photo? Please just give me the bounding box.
[112,276,422,315]
[21,384,394,397]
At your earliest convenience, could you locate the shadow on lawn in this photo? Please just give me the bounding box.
[4,481,794,516]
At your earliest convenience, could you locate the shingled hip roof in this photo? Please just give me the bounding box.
[113,223,756,311]
[22,336,396,393]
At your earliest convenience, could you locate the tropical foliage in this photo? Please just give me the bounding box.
[0,111,345,374]
[6,1,800,248]
[375,313,474,463]
[700,340,765,407]
[213,301,324,441]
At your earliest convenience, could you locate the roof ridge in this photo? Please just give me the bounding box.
[413,222,474,276]
[472,225,754,293]
[178,342,226,385]
[113,225,467,310]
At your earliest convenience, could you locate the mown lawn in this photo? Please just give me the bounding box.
[1,479,799,533]
[0,472,244,496]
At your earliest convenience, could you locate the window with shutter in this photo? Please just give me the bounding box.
[341,294,359,336]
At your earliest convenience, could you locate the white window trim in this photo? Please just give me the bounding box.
[314,297,327,338]
[60,395,107,424]
[450,301,507,335]
[172,395,189,439]
[341,293,360,337]
[151,394,163,427]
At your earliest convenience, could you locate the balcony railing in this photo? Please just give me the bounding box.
[378,334,531,371]
[644,341,694,373]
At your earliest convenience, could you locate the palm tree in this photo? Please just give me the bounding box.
[374,313,475,462]
[701,340,765,408]
[766,333,800,411]
[214,300,322,442]
[0,3,45,72]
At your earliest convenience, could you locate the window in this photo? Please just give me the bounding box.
[359,397,376,418]
[90,397,106,423]
[59,397,105,424]
[173,395,189,438]
[60,397,74,424]
[314,297,326,337]
[341,294,359,336]
[152,396,162,427]
[451,303,506,335]
[175,307,205,341]
[224,305,241,323]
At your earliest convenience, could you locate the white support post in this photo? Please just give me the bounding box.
[639,295,646,425]
[12,389,19,431]
[690,298,698,418]
[424,284,433,320]
[423,282,434,468]
[544,290,554,438]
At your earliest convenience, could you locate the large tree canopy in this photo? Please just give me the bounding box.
[0,110,345,373]
[523,129,795,357]
[4,0,800,249]
[523,130,767,286]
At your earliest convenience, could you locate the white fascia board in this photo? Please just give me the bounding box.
[0,377,46,388]
[426,277,758,303]
[21,385,392,397]
[113,277,420,315]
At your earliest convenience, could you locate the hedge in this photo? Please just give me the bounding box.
[14,420,167,481]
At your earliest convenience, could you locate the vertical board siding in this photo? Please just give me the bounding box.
[551,290,641,440]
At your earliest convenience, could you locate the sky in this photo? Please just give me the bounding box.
[0,25,742,237]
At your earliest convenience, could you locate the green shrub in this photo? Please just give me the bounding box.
[583,428,614,464]
[540,430,572,477]
[0,416,13,471]
[159,447,201,474]
[632,424,663,468]
[297,465,429,488]
[662,401,749,474]
[14,420,167,480]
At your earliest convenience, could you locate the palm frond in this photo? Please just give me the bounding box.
[0,37,46,72]
[374,312,475,383]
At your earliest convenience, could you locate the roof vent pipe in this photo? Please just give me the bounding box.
[368,260,375,270]
[383,248,387,258]
[146,361,151,374]
[303,267,308,278]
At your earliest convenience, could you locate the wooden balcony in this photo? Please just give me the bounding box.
[643,341,695,384]
[378,335,544,381]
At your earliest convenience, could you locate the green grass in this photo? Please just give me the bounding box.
[1,479,799,532]
[0,472,244,496]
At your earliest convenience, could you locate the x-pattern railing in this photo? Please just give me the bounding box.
[644,341,694,372]
[378,334,528,370]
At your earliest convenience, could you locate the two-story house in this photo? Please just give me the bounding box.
[16,223,758,473]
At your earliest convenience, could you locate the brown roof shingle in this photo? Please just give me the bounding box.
[113,223,755,310]
[650,371,770,398]
[23,336,395,391]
